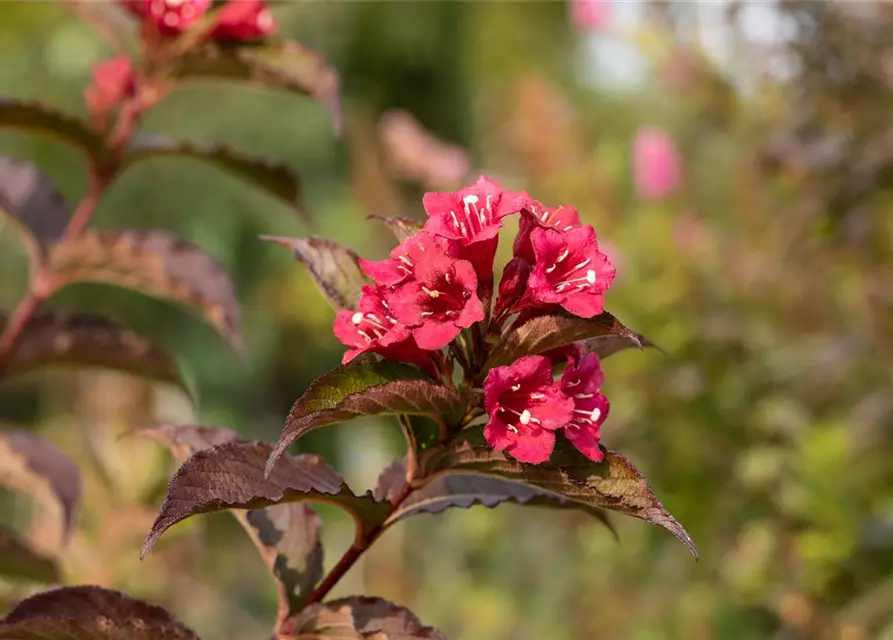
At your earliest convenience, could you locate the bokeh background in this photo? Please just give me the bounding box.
[2,1,893,639]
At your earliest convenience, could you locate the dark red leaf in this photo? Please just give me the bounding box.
[281,596,445,639]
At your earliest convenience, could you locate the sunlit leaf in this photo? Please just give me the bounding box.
[0,585,200,640]
[47,229,242,352]
[261,235,366,311]
[1,312,192,396]
[486,311,650,369]
[0,427,80,543]
[142,440,390,558]
[0,99,105,165]
[138,425,323,621]
[420,433,697,558]
[124,136,310,223]
[368,215,424,243]
[174,40,342,133]
[280,596,445,639]
[0,157,69,266]
[0,527,59,584]
[268,359,465,475]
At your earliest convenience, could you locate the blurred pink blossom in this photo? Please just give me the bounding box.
[569,0,610,31]
[633,127,682,201]
[378,110,470,189]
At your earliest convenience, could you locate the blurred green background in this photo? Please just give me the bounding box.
[2,2,893,639]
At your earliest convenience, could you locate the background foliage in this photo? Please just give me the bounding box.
[1,2,892,639]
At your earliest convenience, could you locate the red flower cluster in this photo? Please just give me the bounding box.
[120,0,275,41]
[335,175,616,464]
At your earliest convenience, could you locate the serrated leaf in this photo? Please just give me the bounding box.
[0,585,200,640]
[0,157,70,266]
[262,235,366,311]
[136,425,323,623]
[0,99,105,165]
[0,527,59,584]
[282,596,445,640]
[486,311,649,369]
[420,435,697,558]
[1,312,192,395]
[47,229,242,352]
[381,460,616,538]
[0,427,80,544]
[268,359,465,475]
[368,215,424,243]
[142,440,390,559]
[174,40,342,133]
[124,137,310,223]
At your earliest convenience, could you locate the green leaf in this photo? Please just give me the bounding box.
[486,311,651,369]
[0,157,70,267]
[420,434,698,558]
[0,585,200,640]
[261,235,366,311]
[368,215,424,243]
[47,229,242,352]
[0,527,59,584]
[267,359,465,475]
[0,427,80,544]
[124,136,310,224]
[1,312,193,397]
[0,98,105,166]
[281,596,446,640]
[138,425,324,622]
[174,40,342,134]
[142,440,390,559]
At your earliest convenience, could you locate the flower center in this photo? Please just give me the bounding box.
[417,272,469,318]
[350,310,396,343]
[496,389,542,433]
[544,247,597,294]
[533,205,575,232]
[448,194,495,240]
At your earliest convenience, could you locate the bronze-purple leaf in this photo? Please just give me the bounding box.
[261,235,366,311]
[135,424,240,462]
[142,440,389,559]
[368,215,424,243]
[485,311,650,369]
[0,156,70,267]
[0,585,200,639]
[0,427,80,544]
[280,596,445,639]
[420,437,697,558]
[0,526,59,584]
[1,312,192,396]
[47,229,242,352]
[125,137,310,224]
[267,359,465,476]
[0,99,105,164]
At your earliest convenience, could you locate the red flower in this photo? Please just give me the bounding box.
[334,285,406,359]
[559,353,609,462]
[513,201,581,263]
[84,57,136,124]
[483,355,574,464]
[492,257,530,322]
[359,231,456,288]
[387,244,484,350]
[423,176,531,295]
[527,226,615,318]
[211,0,276,41]
[121,0,211,34]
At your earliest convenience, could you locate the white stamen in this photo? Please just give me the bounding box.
[510,384,521,391]
[590,407,601,422]
[507,425,519,434]
[351,312,364,325]
[546,264,558,274]
[575,393,594,399]
[566,379,580,387]
[530,393,545,400]
[519,410,531,425]
[586,269,596,284]
[556,249,570,262]
[422,287,440,298]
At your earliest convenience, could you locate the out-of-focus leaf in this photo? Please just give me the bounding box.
[0,527,59,584]
[583,331,660,360]
[124,137,310,223]
[1,312,192,395]
[421,434,697,558]
[0,585,200,639]
[137,425,323,621]
[368,215,424,243]
[142,440,390,558]
[373,457,409,504]
[261,235,365,311]
[486,311,648,369]
[0,427,80,543]
[268,359,465,475]
[47,229,242,352]
[174,40,342,133]
[0,99,105,165]
[0,157,70,265]
[281,596,446,639]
